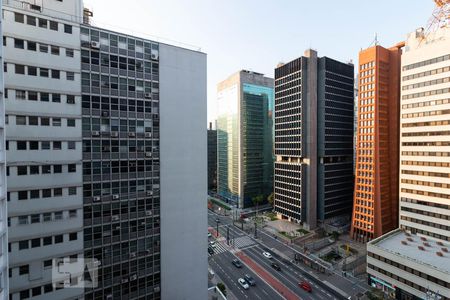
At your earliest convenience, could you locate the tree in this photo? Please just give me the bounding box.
[217,282,226,297]
[267,192,274,207]
[252,194,264,217]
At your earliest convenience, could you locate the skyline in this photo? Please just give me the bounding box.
[85,0,435,125]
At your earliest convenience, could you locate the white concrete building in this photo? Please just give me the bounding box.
[367,26,450,300]
[3,0,84,299]
[0,0,9,298]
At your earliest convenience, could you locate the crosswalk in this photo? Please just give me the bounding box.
[208,235,257,257]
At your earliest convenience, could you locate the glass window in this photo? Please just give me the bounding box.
[68,164,76,172]
[64,24,72,34]
[14,38,24,49]
[19,240,29,250]
[39,43,48,53]
[42,165,51,174]
[68,141,76,149]
[66,49,74,57]
[30,165,39,175]
[42,189,52,197]
[53,118,61,127]
[30,190,40,199]
[18,216,28,225]
[43,213,52,222]
[16,90,26,100]
[15,64,25,74]
[16,116,27,125]
[53,141,62,150]
[29,141,39,150]
[54,188,62,196]
[31,214,40,223]
[40,117,50,126]
[28,66,37,76]
[38,18,47,28]
[28,91,38,101]
[17,166,28,176]
[67,119,76,127]
[32,286,42,297]
[26,15,36,26]
[41,141,50,150]
[54,212,63,220]
[52,94,61,102]
[28,116,38,126]
[68,187,77,195]
[51,46,59,55]
[18,191,28,200]
[17,141,27,150]
[19,265,29,275]
[31,238,40,248]
[51,69,60,79]
[49,21,58,31]
[66,72,75,81]
[53,165,62,173]
[14,13,24,23]
[54,235,63,243]
[69,232,77,241]
[40,68,49,77]
[27,41,36,51]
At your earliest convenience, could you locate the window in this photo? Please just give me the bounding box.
[52,118,61,127]
[41,141,50,150]
[28,116,38,126]
[68,141,76,149]
[40,117,50,126]
[54,188,62,196]
[43,213,52,222]
[16,116,27,125]
[69,210,77,218]
[64,24,72,34]
[30,190,40,199]
[19,240,29,250]
[51,69,60,79]
[39,18,47,28]
[69,232,77,241]
[53,165,62,173]
[42,189,52,198]
[52,94,61,102]
[54,235,63,243]
[18,190,28,200]
[68,187,77,195]
[67,95,75,104]
[41,92,49,102]
[2,36,5,46]
[68,164,76,172]
[18,216,28,225]
[15,13,24,23]
[44,283,53,293]
[28,91,38,101]
[31,214,40,224]
[53,141,62,150]
[3,62,7,72]
[26,15,36,26]
[28,66,37,76]
[43,260,52,268]
[66,72,75,81]
[16,90,26,100]
[67,119,76,127]
[31,238,40,248]
[49,21,58,31]
[51,45,59,55]
[66,48,74,57]
[17,141,27,150]
[40,68,49,77]
[20,290,29,300]
[15,64,25,74]
[17,166,28,176]
[30,166,39,175]
[27,41,36,51]
[19,265,29,275]
[14,38,24,49]
[29,141,39,150]
[42,166,51,174]
[32,286,42,297]
[43,236,52,246]
[39,43,48,53]
[54,211,63,220]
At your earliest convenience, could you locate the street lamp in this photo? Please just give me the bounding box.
[216,218,220,238]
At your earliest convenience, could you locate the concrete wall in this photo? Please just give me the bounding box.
[159,44,207,300]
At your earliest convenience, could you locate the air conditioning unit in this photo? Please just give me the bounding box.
[92,131,100,136]
[114,226,121,230]
[145,210,152,216]
[112,215,119,221]
[106,295,113,300]
[111,132,118,137]
[144,93,152,99]
[130,252,136,258]
[121,278,128,284]
[140,221,146,225]
[145,132,152,138]
[146,191,153,196]
[150,51,159,60]
[102,111,109,117]
[130,274,137,281]
[91,41,100,49]
[112,194,119,200]
[129,132,136,137]
[145,152,152,158]
[93,196,101,202]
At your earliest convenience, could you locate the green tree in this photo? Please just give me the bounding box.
[217,282,226,297]
[267,192,274,207]
[252,194,264,218]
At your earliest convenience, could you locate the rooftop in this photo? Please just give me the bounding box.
[370,229,450,275]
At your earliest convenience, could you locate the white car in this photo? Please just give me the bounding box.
[263,251,272,259]
[238,278,249,290]
[209,241,216,248]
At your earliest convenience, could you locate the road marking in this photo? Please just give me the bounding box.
[262,289,269,296]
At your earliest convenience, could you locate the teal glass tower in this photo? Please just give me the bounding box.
[217,70,274,208]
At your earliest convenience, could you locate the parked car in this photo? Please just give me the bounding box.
[299,281,312,292]
[232,259,243,268]
[208,247,214,255]
[238,278,249,290]
[244,274,256,286]
[271,263,281,271]
[263,251,273,259]
[209,241,216,248]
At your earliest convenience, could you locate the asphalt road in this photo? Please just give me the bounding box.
[209,249,284,300]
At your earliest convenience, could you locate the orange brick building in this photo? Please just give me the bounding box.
[350,44,403,242]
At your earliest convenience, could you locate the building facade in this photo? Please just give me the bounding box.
[367,27,450,300]
[217,70,274,208]
[350,44,402,242]
[274,50,354,229]
[207,122,217,192]
[3,0,84,299]
[0,0,8,297]
[80,25,207,300]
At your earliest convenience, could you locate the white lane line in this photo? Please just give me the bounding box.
[262,289,269,296]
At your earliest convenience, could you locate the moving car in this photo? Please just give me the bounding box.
[299,281,312,292]
[263,251,273,259]
[208,247,214,255]
[244,274,256,286]
[209,241,216,248]
[232,259,243,268]
[238,278,250,290]
[271,263,281,271]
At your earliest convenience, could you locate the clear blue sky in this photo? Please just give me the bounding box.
[85,0,434,125]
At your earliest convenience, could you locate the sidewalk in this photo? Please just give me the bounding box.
[209,267,239,300]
